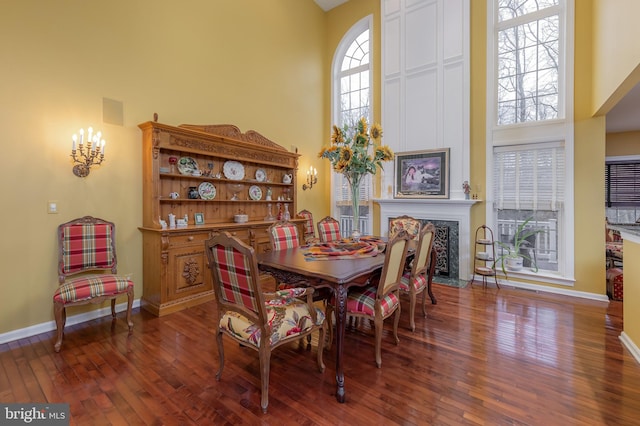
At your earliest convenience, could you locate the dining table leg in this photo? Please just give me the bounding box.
[334,283,347,403]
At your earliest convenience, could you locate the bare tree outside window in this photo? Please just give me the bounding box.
[497,0,560,125]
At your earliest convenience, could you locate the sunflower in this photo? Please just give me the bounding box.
[331,125,345,145]
[370,123,383,139]
[339,146,353,164]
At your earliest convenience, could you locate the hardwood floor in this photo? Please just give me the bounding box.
[2,283,639,425]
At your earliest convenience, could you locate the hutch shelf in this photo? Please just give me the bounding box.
[139,117,303,316]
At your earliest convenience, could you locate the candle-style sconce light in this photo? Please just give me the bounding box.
[71,127,105,177]
[302,165,318,190]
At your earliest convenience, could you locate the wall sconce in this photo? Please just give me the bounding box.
[302,165,318,190]
[71,127,105,177]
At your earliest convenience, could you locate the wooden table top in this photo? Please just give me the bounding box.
[257,247,385,285]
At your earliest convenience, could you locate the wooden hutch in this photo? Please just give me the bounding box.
[139,117,303,316]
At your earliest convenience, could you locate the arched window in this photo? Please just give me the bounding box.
[331,16,373,235]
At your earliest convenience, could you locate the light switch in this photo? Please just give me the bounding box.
[48,201,58,214]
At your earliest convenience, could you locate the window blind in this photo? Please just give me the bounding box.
[493,142,565,211]
[605,162,640,207]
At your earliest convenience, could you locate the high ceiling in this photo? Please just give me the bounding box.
[314,0,348,12]
[606,84,640,133]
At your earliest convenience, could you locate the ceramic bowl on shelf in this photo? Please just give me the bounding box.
[234,214,248,223]
[477,251,489,260]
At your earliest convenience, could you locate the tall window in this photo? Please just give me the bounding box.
[332,17,373,235]
[496,0,561,125]
[488,0,573,280]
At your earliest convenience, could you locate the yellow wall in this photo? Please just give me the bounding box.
[0,0,327,334]
[623,238,640,344]
[469,0,488,240]
[606,131,640,156]
[573,0,607,296]
[592,0,640,115]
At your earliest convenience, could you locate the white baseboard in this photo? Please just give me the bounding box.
[0,299,141,345]
[496,279,611,302]
[620,332,640,364]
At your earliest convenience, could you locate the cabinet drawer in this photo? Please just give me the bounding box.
[223,228,251,244]
[167,231,211,248]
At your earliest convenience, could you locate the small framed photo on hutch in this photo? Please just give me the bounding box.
[194,212,205,225]
[394,148,450,199]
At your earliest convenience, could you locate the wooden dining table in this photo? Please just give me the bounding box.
[256,245,386,403]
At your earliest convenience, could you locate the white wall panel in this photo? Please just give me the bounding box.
[382,0,469,199]
[384,16,402,77]
[384,79,402,151]
[443,0,464,60]
[384,0,401,15]
[405,3,437,71]
[405,70,437,151]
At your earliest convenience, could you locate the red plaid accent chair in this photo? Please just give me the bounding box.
[297,209,320,245]
[317,216,342,243]
[326,230,410,368]
[206,232,326,413]
[52,216,134,352]
[399,223,436,331]
[268,220,300,251]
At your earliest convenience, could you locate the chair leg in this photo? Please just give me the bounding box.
[215,331,225,381]
[53,302,65,353]
[317,324,326,372]
[408,291,416,332]
[259,345,271,413]
[393,307,401,345]
[427,249,438,304]
[110,299,117,319]
[325,304,334,351]
[421,288,428,318]
[126,286,134,332]
[374,315,383,368]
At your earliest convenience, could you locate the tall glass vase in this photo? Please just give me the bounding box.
[347,173,362,242]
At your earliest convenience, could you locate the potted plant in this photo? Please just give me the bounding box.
[494,217,544,275]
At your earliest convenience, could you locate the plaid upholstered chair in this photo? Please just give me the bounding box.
[317,216,342,243]
[326,230,410,368]
[53,216,134,352]
[399,222,436,331]
[267,220,311,292]
[297,209,320,245]
[268,220,301,251]
[205,232,326,413]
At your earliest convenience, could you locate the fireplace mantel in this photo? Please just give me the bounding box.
[374,198,479,280]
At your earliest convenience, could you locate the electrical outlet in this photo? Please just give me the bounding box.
[47,201,58,214]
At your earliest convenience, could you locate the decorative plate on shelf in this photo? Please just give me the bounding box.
[477,238,492,244]
[255,168,267,182]
[248,185,263,201]
[198,182,216,200]
[177,157,199,175]
[223,161,245,180]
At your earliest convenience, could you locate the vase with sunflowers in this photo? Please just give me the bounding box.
[318,117,394,241]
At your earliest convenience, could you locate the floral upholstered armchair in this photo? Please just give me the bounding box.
[205,231,326,413]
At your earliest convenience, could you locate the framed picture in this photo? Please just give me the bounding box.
[194,212,205,225]
[394,148,450,199]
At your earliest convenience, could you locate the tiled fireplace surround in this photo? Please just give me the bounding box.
[375,199,478,284]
